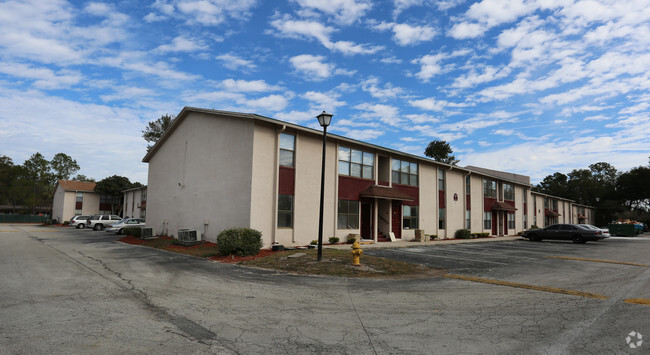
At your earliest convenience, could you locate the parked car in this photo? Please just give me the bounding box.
[87,214,123,231]
[105,218,145,234]
[522,224,606,243]
[70,215,92,229]
[579,224,611,238]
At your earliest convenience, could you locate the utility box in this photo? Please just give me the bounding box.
[415,229,426,242]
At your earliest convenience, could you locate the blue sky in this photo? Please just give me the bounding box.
[1,0,648,185]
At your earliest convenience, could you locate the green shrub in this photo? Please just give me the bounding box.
[123,226,142,238]
[480,232,490,238]
[429,234,438,240]
[63,221,70,225]
[310,240,318,245]
[454,229,472,239]
[530,225,540,230]
[217,228,263,257]
[328,236,340,244]
[347,236,357,244]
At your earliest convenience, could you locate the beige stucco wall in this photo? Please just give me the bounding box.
[468,175,483,233]
[249,123,278,247]
[52,186,100,222]
[123,189,145,219]
[147,112,254,242]
[82,193,100,216]
[444,168,465,239]
[52,185,66,222]
[417,163,437,238]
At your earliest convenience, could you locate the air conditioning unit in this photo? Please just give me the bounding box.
[178,229,202,242]
[141,227,155,239]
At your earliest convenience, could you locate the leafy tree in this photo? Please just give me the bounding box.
[94,175,141,215]
[22,153,54,214]
[534,172,569,198]
[72,174,95,182]
[143,114,175,152]
[424,139,459,165]
[616,166,650,211]
[50,153,80,181]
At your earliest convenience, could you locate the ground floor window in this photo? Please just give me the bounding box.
[338,200,359,229]
[438,208,445,229]
[523,214,528,229]
[465,210,471,229]
[403,205,418,229]
[278,195,293,228]
[483,212,492,229]
[508,213,515,229]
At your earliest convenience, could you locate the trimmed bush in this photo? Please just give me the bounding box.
[310,240,318,245]
[347,236,356,244]
[123,226,142,238]
[454,229,472,239]
[530,225,540,230]
[328,236,340,244]
[63,221,70,226]
[217,228,263,257]
[428,234,438,240]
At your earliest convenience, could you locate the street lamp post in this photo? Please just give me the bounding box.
[316,111,333,262]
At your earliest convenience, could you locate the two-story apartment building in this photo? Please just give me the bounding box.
[52,180,100,223]
[143,107,595,247]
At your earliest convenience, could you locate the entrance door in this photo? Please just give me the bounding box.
[498,211,504,235]
[391,200,401,239]
[491,211,497,235]
[360,201,373,240]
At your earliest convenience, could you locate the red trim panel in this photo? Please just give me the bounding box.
[338,175,374,200]
[439,190,445,208]
[484,198,496,212]
[466,194,471,210]
[393,184,419,206]
[278,166,295,195]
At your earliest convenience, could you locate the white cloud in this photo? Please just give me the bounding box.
[354,103,403,126]
[274,110,316,124]
[155,36,208,53]
[374,22,436,46]
[240,94,289,111]
[302,91,347,109]
[289,54,334,79]
[216,53,257,71]
[448,22,486,39]
[0,62,82,89]
[335,127,386,141]
[583,115,610,121]
[269,16,383,55]
[291,0,373,25]
[221,79,282,92]
[147,0,258,26]
[411,54,444,82]
[361,77,404,99]
[493,129,514,136]
[452,65,511,88]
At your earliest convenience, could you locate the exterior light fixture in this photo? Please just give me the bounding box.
[316,111,333,261]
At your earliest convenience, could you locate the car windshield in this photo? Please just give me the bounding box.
[117,218,129,224]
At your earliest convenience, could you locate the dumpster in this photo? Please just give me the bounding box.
[634,224,643,236]
[607,224,636,237]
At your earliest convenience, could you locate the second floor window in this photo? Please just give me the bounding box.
[483,179,496,199]
[339,147,374,179]
[504,183,514,201]
[392,159,418,186]
[438,168,445,190]
[279,133,295,167]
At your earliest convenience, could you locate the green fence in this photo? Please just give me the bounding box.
[0,215,49,223]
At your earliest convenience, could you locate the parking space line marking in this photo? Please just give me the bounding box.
[443,274,610,300]
[624,298,650,306]
[390,249,508,265]
[547,256,648,267]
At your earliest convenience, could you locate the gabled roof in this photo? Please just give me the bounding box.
[57,180,96,192]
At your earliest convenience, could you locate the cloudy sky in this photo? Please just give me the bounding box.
[1,0,649,184]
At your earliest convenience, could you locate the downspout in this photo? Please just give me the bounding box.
[271,125,287,246]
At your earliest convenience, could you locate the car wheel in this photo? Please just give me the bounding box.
[117,228,123,235]
[78,223,85,229]
[572,235,585,244]
[94,224,102,231]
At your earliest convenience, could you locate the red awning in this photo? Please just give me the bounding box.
[545,209,561,217]
[491,201,517,211]
[577,214,587,219]
[360,185,414,201]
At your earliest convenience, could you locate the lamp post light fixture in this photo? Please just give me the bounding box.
[316,111,333,261]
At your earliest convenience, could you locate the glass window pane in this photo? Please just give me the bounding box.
[279,150,294,167]
[411,174,418,186]
[363,152,374,166]
[338,214,347,229]
[279,195,293,211]
[392,159,401,171]
[362,165,373,179]
[279,133,294,150]
[350,163,362,177]
[392,171,399,184]
[403,205,411,216]
[338,161,350,176]
[349,201,359,214]
[401,172,409,185]
[401,160,409,173]
[339,147,350,162]
[410,163,418,175]
[278,212,292,228]
[349,216,359,229]
[338,200,348,214]
[351,150,362,164]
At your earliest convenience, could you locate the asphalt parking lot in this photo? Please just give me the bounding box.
[1,225,648,354]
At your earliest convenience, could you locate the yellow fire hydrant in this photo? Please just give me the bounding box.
[351,240,363,266]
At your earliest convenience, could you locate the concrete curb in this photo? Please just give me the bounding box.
[325,235,523,250]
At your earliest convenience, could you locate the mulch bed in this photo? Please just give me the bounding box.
[118,235,280,263]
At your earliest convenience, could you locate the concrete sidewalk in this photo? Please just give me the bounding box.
[325,235,523,250]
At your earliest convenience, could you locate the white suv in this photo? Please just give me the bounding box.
[87,214,122,231]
